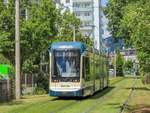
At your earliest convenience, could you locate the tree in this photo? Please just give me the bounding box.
[120,0,150,74]
[20,0,58,73]
[105,0,150,80]
[0,0,15,64]
[0,0,88,94]
[124,60,133,70]
[0,0,83,73]
[104,0,130,39]
[116,50,124,76]
[104,0,144,47]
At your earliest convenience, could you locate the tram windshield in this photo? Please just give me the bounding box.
[52,50,80,78]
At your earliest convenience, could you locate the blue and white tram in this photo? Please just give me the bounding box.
[48,42,109,97]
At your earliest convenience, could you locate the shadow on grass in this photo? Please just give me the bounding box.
[107,102,121,106]
[107,102,122,110]
[0,100,23,106]
[52,97,83,101]
[7,101,23,105]
[90,86,114,99]
[21,95,48,99]
[125,87,150,91]
[126,104,150,113]
[0,95,50,105]
[52,86,114,101]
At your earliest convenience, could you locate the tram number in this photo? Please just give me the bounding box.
[61,84,70,87]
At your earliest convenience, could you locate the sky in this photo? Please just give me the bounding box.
[101,0,108,6]
[101,0,111,39]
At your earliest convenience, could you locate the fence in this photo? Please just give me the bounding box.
[21,73,49,95]
[0,79,14,102]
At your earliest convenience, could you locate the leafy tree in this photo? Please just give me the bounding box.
[0,0,89,93]
[120,0,150,74]
[105,0,150,80]
[54,10,80,41]
[20,0,59,73]
[104,0,127,38]
[104,0,138,43]
[0,0,15,64]
[0,0,84,73]
[124,60,133,70]
[116,50,124,76]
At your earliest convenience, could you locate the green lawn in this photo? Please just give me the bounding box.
[0,77,149,113]
[125,79,150,113]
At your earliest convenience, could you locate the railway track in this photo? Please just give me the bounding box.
[81,77,126,113]
[49,77,125,113]
[50,100,81,113]
[119,77,137,113]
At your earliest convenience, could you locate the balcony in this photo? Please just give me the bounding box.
[76,16,93,21]
[73,7,93,12]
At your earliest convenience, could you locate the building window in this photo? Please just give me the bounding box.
[73,3,80,8]
[83,21,92,26]
[3,0,8,6]
[55,0,60,4]
[73,2,92,8]
[85,3,91,8]
[75,12,81,16]
[84,12,90,16]
[66,0,70,3]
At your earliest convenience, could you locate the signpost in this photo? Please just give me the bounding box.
[0,65,10,79]
[0,64,13,101]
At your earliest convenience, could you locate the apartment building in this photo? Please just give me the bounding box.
[55,0,102,50]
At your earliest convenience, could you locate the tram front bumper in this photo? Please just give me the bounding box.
[49,89,83,97]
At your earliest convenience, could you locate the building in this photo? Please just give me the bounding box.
[108,49,137,66]
[103,36,124,54]
[120,49,137,62]
[54,0,102,50]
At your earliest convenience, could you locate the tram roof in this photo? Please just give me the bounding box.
[49,42,86,53]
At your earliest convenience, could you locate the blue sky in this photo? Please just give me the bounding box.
[101,0,110,38]
[101,0,108,6]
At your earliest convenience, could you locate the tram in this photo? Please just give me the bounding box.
[48,42,109,97]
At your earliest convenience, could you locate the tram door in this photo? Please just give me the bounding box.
[100,56,104,90]
[95,54,100,91]
[82,55,92,96]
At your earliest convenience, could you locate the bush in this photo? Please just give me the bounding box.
[36,73,49,93]
[116,50,124,76]
[34,87,47,95]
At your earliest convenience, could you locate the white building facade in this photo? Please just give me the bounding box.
[55,0,102,50]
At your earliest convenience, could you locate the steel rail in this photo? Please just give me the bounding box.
[81,78,126,113]
[119,77,137,113]
[49,99,81,113]
[49,78,125,113]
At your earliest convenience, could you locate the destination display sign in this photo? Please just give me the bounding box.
[54,51,79,57]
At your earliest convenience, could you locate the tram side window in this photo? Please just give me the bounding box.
[95,55,100,79]
[100,56,104,77]
[90,54,95,79]
[102,57,105,77]
[104,58,109,77]
[83,56,90,80]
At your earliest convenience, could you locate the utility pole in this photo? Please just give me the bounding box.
[73,26,76,42]
[15,0,21,100]
[114,50,117,78]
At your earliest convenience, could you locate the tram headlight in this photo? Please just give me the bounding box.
[54,80,59,83]
[73,79,80,82]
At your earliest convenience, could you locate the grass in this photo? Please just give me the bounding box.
[125,79,150,113]
[0,95,76,113]
[58,77,133,113]
[0,77,149,113]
